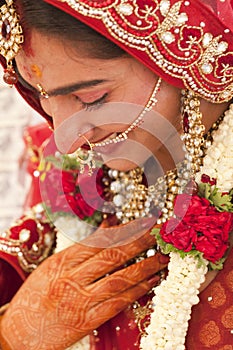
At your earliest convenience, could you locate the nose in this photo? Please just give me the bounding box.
[54,125,95,154]
[40,95,77,130]
[40,97,95,154]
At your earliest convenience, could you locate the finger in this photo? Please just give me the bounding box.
[82,277,159,333]
[68,230,157,283]
[55,216,157,273]
[49,277,158,346]
[81,216,157,248]
[86,253,167,299]
[53,242,103,273]
[56,218,158,279]
[54,219,151,272]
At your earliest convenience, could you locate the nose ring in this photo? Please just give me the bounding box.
[74,134,96,175]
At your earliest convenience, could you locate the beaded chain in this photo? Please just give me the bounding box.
[102,160,191,224]
[91,77,162,147]
[180,90,206,176]
[101,89,225,225]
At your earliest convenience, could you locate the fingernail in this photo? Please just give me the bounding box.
[141,217,156,229]
[148,275,160,286]
[159,253,170,264]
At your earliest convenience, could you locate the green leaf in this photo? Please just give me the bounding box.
[149,226,223,270]
[209,258,226,270]
[198,182,212,199]
[209,190,233,212]
[198,182,233,212]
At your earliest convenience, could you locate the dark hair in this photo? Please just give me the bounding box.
[16,0,126,59]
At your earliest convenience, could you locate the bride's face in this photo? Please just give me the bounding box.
[16,30,183,172]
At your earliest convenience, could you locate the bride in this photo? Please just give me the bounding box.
[0,0,233,349]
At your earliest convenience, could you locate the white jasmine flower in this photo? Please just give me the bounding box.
[140,104,233,349]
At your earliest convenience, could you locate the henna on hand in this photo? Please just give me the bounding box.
[0,221,167,350]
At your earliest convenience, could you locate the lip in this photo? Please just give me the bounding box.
[78,132,115,150]
[66,133,115,154]
[91,132,118,145]
[94,138,125,155]
[81,128,129,154]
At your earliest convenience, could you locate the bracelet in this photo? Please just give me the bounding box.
[0,204,57,273]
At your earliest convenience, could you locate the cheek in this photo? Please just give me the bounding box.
[40,96,82,128]
[40,98,52,116]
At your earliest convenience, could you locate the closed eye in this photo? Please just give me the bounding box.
[80,93,108,111]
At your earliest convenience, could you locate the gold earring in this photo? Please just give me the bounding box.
[0,0,24,85]
[37,84,49,99]
[74,135,96,176]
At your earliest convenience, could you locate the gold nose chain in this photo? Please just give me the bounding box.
[90,77,162,148]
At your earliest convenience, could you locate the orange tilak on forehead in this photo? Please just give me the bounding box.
[31,64,42,78]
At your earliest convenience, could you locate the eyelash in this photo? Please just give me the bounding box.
[79,93,108,111]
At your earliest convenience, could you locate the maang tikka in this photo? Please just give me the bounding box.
[0,0,24,85]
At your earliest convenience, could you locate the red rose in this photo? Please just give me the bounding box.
[160,194,233,263]
[161,218,196,252]
[42,164,105,221]
[73,192,96,218]
[195,235,229,263]
[201,174,217,186]
[42,167,76,198]
[69,168,105,219]
[76,168,104,198]
[173,193,210,218]
[43,167,62,199]
[61,170,76,193]
[42,167,76,213]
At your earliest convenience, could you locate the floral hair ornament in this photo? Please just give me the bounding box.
[0,0,24,85]
[45,0,233,103]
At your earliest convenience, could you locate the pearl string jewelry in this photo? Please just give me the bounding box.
[140,104,233,350]
[103,160,191,224]
[180,90,206,176]
[91,77,162,148]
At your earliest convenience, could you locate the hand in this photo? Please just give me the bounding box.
[0,219,168,350]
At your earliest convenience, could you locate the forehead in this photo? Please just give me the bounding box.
[15,30,128,87]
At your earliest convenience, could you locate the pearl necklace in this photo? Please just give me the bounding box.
[140,103,233,350]
[103,160,191,224]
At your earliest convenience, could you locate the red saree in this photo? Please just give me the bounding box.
[90,246,233,350]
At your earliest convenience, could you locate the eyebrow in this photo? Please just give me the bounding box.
[14,62,109,97]
[47,79,108,97]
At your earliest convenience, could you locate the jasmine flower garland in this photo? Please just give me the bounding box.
[39,105,233,350]
[196,104,233,192]
[140,104,233,350]
[65,335,90,350]
[140,253,208,350]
